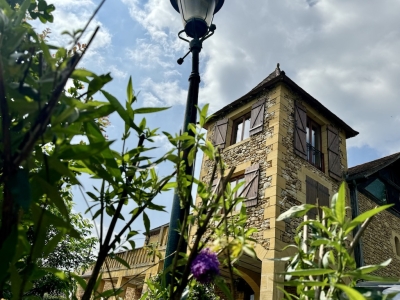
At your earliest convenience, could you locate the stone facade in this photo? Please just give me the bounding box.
[358,191,400,277]
[199,69,356,299]
[201,89,277,251]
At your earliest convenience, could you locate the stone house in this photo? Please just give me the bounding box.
[197,65,359,300]
[78,66,400,299]
[347,152,400,277]
[77,223,169,299]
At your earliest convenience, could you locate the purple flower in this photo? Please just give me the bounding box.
[191,248,220,284]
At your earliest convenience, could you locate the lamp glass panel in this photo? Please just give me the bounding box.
[178,0,216,26]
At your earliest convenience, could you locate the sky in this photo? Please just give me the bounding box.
[33,0,400,247]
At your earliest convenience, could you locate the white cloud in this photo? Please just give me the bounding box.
[139,77,187,107]
[152,135,174,151]
[42,0,400,158]
[109,65,128,79]
[31,0,112,70]
[126,40,173,69]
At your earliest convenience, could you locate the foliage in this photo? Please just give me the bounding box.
[0,1,256,300]
[186,281,221,300]
[276,182,396,300]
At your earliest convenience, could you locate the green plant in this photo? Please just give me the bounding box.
[276,182,396,300]
[0,1,256,299]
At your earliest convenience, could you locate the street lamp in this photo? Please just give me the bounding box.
[164,0,224,289]
[170,0,224,39]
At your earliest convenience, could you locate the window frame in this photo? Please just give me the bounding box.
[306,117,324,171]
[227,175,245,213]
[231,112,251,145]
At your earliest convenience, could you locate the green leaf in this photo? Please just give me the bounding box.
[9,169,31,211]
[283,269,336,276]
[88,73,112,97]
[102,90,130,123]
[33,176,69,218]
[335,284,366,300]
[332,182,346,225]
[71,69,96,83]
[42,268,68,280]
[277,204,315,221]
[71,273,87,289]
[58,141,114,160]
[345,204,393,235]
[143,212,150,236]
[199,104,209,127]
[132,107,169,114]
[127,76,134,104]
[215,277,233,300]
[348,259,391,275]
[14,0,30,25]
[161,182,177,191]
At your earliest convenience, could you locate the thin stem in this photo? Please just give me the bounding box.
[349,215,374,255]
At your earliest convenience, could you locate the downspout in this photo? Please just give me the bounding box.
[349,179,364,268]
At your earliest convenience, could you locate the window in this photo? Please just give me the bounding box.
[294,102,340,179]
[306,118,324,171]
[229,175,245,211]
[211,163,260,211]
[365,179,387,204]
[212,99,265,148]
[232,113,251,144]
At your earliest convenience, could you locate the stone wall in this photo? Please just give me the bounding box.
[201,89,277,250]
[125,286,143,300]
[358,191,400,277]
[278,84,350,243]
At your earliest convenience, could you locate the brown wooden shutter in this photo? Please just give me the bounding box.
[249,99,265,136]
[327,126,341,181]
[306,176,318,219]
[318,184,330,208]
[243,163,260,207]
[294,103,307,159]
[213,118,228,149]
[306,176,330,218]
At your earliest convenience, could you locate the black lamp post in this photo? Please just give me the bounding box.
[164,0,224,287]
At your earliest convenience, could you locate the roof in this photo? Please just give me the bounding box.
[207,65,359,139]
[146,222,169,235]
[347,152,400,181]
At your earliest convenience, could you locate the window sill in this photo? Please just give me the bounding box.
[224,137,251,152]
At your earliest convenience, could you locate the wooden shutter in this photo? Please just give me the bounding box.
[243,163,260,207]
[294,103,307,159]
[306,176,330,218]
[327,126,341,181]
[306,176,318,218]
[213,118,228,149]
[318,183,330,209]
[249,99,265,136]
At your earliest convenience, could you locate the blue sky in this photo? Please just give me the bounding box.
[33,0,400,247]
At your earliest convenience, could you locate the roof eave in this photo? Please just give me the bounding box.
[347,153,400,181]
